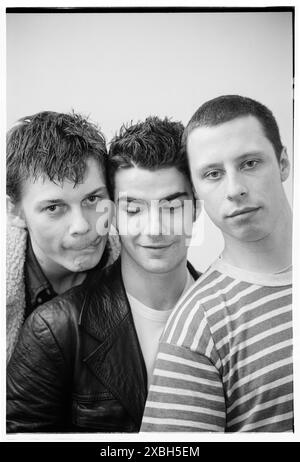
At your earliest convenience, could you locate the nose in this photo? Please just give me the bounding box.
[69,207,91,235]
[226,171,248,201]
[143,202,163,236]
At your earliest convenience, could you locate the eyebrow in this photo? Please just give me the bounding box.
[82,186,108,199]
[117,192,189,204]
[160,192,189,201]
[235,151,264,161]
[37,187,108,206]
[198,162,221,173]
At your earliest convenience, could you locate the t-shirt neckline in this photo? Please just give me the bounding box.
[211,257,292,287]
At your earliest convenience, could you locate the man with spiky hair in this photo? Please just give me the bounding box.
[142,95,293,432]
[107,116,199,387]
[7,115,199,433]
[6,111,118,361]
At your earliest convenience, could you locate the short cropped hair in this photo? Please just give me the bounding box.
[107,116,190,197]
[7,111,107,203]
[183,95,284,161]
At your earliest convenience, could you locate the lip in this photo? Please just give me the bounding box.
[141,243,173,250]
[227,207,260,218]
[68,236,102,251]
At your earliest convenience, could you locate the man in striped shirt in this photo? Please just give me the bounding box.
[141,95,293,432]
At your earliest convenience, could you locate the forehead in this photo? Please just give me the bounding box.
[187,116,274,164]
[114,166,191,200]
[21,157,106,202]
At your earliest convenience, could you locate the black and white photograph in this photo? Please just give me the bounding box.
[2,0,298,448]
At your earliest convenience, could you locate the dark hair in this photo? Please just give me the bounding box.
[107,116,190,197]
[183,95,283,161]
[7,111,107,203]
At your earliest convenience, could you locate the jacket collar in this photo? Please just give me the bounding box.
[187,260,201,282]
[24,236,56,315]
[79,258,148,428]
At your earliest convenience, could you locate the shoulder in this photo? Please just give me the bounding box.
[82,255,121,289]
[22,294,80,350]
[174,265,227,318]
[6,224,27,301]
[161,266,228,348]
[6,222,27,260]
[176,260,240,319]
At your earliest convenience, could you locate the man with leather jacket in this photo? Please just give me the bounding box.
[6,111,119,363]
[7,116,200,433]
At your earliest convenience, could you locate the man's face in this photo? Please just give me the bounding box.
[187,115,290,243]
[114,166,194,274]
[18,157,110,276]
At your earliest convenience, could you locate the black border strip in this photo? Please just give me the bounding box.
[6,6,295,14]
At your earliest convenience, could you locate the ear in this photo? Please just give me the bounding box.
[6,195,26,228]
[279,147,290,182]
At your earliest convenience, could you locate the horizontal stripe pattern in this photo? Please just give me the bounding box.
[141,267,293,432]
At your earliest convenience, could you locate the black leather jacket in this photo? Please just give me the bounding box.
[7,258,199,433]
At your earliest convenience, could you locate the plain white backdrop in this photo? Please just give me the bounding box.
[6,11,293,272]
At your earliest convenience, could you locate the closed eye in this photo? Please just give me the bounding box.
[161,200,184,211]
[127,206,142,215]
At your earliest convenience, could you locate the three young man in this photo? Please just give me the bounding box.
[7,95,293,434]
[7,117,198,432]
[6,111,119,362]
[142,95,293,432]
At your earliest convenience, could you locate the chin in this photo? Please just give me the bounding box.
[141,260,177,274]
[69,253,103,272]
[233,228,269,243]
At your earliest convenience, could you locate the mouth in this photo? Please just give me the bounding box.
[141,243,173,250]
[227,207,260,218]
[68,236,103,251]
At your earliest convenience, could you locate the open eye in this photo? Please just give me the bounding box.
[242,159,259,170]
[47,205,58,212]
[204,170,222,180]
[43,204,64,216]
[85,195,101,206]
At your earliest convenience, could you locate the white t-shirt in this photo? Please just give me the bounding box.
[127,270,196,388]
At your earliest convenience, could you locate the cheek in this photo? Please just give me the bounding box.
[169,210,192,236]
[202,194,218,214]
[94,209,112,236]
[262,179,280,200]
[120,235,136,255]
[27,217,64,248]
[92,203,113,226]
[119,213,143,237]
[199,185,224,210]
[34,231,60,252]
[117,213,128,236]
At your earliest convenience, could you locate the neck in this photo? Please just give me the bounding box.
[46,270,86,294]
[222,200,292,274]
[121,253,188,311]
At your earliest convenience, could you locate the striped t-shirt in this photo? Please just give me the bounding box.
[141,258,293,432]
